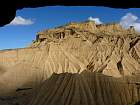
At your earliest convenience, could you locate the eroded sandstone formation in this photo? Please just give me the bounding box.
[0,20,140,105]
[28,71,140,105]
[30,20,140,77]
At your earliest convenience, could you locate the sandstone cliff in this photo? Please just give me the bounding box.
[0,20,140,105]
[30,20,140,78]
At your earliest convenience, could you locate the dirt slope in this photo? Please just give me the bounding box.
[28,71,140,105]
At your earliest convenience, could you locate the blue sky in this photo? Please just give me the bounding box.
[0,6,140,50]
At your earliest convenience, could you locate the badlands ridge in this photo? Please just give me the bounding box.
[0,20,140,105]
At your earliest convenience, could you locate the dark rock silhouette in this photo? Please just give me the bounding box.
[28,71,140,105]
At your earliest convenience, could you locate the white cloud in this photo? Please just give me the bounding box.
[10,16,34,25]
[132,23,140,32]
[120,13,140,32]
[88,16,103,24]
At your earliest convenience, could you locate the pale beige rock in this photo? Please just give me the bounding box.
[0,20,139,96]
[0,20,140,105]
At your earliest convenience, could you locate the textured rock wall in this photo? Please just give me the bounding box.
[0,21,139,97]
[28,71,140,105]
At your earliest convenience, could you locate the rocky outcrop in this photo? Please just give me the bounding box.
[0,21,139,84]
[28,71,140,105]
[35,21,137,43]
[0,20,140,105]
[30,21,140,77]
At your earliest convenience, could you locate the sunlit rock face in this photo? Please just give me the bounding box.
[0,20,140,79]
[28,20,140,77]
[0,20,140,105]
